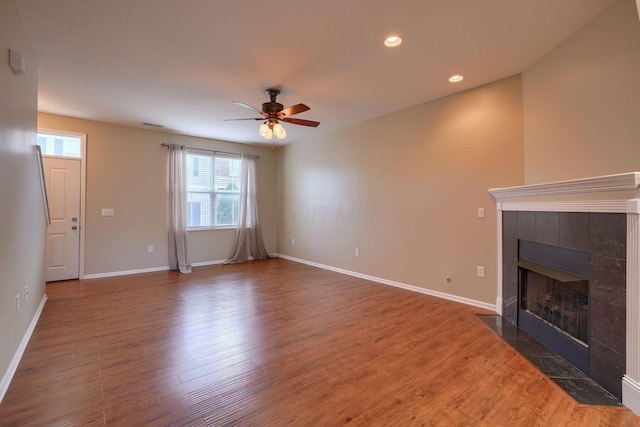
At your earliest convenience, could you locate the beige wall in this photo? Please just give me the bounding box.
[523,0,640,184]
[0,0,44,396]
[278,75,524,305]
[38,113,279,275]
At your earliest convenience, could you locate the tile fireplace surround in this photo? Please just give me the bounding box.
[490,172,640,415]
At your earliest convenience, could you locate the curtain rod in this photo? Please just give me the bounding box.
[160,143,259,159]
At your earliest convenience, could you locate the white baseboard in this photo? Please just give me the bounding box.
[277,254,497,312]
[190,259,226,267]
[0,294,47,403]
[623,375,640,416]
[82,254,284,278]
[82,266,170,279]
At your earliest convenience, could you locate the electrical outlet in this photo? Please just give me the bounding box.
[16,295,20,312]
[477,266,486,278]
[148,245,154,253]
[477,207,485,218]
[291,238,295,245]
[24,286,28,301]
[355,248,360,257]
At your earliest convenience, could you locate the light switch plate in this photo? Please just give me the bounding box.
[9,49,25,75]
[102,208,115,217]
[477,266,486,278]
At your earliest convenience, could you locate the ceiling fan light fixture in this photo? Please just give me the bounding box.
[273,123,286,139]
[259,123,272,139]
[384,35,402,47]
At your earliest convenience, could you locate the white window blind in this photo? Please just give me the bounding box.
[186,152,241,228]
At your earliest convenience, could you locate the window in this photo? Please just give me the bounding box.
[37,132,81,158]
[186,152,241,228]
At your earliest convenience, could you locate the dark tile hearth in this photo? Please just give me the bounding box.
[478,315,621,407]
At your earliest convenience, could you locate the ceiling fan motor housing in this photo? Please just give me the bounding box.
[262,101,284,116]
[263,88,283,116]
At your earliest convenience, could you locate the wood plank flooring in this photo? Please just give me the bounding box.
[1,258,639,426]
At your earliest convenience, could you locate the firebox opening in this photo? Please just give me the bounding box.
[519,260,589,347]
[518,240,591,375]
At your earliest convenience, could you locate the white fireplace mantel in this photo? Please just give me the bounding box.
[490,172,640,199]
[489,172,640,415]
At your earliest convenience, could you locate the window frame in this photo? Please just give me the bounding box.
[185,150,242,230]
[37,130,83,158]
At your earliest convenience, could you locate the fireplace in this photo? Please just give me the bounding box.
[489,172,640,411]
[499,211,626,399]
[517,240,591,374]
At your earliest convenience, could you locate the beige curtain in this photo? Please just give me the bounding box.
[224,154,271,264]
[168,144,192,274]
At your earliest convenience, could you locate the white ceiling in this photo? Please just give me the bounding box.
[15,0,615,145]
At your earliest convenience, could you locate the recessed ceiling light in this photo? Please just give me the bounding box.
[384,36,402,47]
[448,75,464,83]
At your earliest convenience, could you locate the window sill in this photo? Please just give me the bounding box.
[187,226,237,232]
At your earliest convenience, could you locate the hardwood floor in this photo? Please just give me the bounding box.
[1,258,639,426]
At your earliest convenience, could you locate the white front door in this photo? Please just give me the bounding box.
[43,157,81,281]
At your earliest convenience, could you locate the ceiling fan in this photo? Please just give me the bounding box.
[225,88,320,139]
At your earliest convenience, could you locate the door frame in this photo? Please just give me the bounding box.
[39,127,87,279]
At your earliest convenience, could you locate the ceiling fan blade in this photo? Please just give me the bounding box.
[281,117,320,127]
[279,103,310,117]
[233,101,264,115]
[223,117,264,121]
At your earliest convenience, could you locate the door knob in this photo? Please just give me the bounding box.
[72,225,78,230]
[72,217,78,222]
